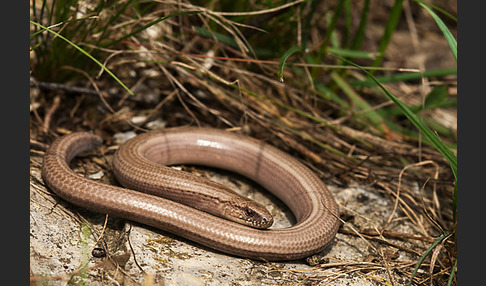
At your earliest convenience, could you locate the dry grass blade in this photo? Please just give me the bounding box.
[209,0,305,16]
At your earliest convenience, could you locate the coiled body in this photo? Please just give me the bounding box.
[42,127,340,260]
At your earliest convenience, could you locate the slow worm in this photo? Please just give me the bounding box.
[42,127,340,260]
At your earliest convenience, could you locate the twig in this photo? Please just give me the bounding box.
[126,224,146,274]
[339,228,422,256]
[43,95,61,133]
[30,80,144,104]
[209,0,305,16]
[61,66,116,114]
[359,228,436,243]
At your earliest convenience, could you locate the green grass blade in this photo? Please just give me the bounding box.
[277,46,302,82]
[384,98,456,116]
[30,20,134,96]
[452,181,457,223]
[331,71,385,131]
[407,233,449,286]
[447,258,457,286]
[194,26,239,48]
[350,67,457,87]
[415,0,457,61]
[30,16,100,39]
[104,10,202,48]
[300,0,320,51]
[328,47,377,59]
[96,0,134,47]
[30,25,49,38]
[424,85,448,108]
[371,0,405,70]
[339,56,457,180]
[426,3,457,22]
[377,78,456,179]
[315,82,350,108]
[342,0,352,46]
[319,0,345,53]
[350,0,370,50]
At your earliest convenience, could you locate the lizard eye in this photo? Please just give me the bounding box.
[244,208,253,217]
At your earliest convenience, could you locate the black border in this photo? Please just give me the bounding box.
[457,1,481,285]
[8,0,30,282]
